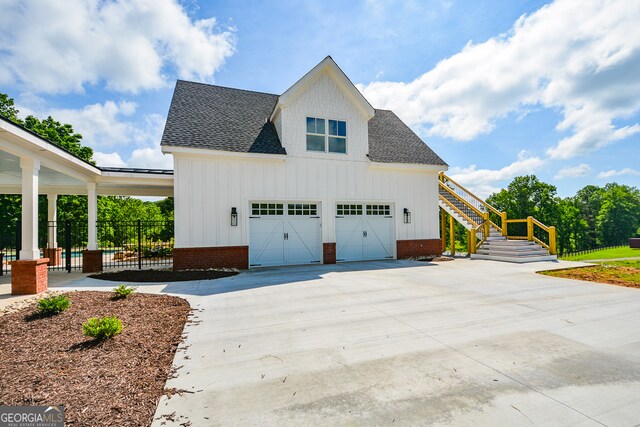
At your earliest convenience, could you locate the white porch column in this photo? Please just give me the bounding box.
[19,157,41,260]
[47,194,58,248]
[87,182,97,250]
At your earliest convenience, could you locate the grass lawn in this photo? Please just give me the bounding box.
[561,246,640,261]
[540,265,640,288]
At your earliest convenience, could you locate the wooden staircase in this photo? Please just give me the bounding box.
[438,173,557,263]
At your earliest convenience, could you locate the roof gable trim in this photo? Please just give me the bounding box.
[270,56,375,121]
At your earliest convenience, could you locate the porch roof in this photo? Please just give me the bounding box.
[0,117,173,197]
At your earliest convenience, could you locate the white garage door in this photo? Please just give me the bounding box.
[249,203,322,267]
[335,204,394,262]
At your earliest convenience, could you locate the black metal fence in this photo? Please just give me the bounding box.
[49,221,88,272]
[97,220,173,269]
[560,244,627,258]
[0,220,173,275]
[0,220,19,276]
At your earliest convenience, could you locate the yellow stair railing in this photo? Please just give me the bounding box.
[439,172,557,255]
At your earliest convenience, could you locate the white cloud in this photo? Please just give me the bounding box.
[597,168,640,179]
[93,142,171,170]
[93,151,126,167]
[47,101,138,148]
[0,0,236,93]
[449,151,545,198]
[358,0,640,158]
[554,163,591,179]
[127,145,172,169]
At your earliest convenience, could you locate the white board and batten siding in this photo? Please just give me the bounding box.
[172,66,441,264]
[173,155,440,250]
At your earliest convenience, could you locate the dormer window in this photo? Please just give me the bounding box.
[306,117,347,154]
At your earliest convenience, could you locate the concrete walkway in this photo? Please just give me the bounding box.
[5,259,640,425]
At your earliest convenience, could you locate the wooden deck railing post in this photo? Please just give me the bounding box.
[449,214,456,256]
[549,226,557,255]
[469,228,476,254]
[527,216,534,241]
[501,212,508,236]
[483,212,490,238]
[440,209,446,253]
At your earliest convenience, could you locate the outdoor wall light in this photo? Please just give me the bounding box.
[231,207,238,226]
[403,208,411,224]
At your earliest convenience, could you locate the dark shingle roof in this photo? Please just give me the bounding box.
[161,80,286,155]
[161,80,446,166]
[368,109,447,166]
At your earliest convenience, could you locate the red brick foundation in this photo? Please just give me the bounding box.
[323,243,336,264]
[173,246,249,270]
[82,250,103,273]
[396,239,442,259]
[43,247,63,266]
[11,258,49,295]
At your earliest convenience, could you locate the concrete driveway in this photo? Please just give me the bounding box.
[61,259,640,426]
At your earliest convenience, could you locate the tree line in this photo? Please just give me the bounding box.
[0,93,174,249]
[487,175,640,254]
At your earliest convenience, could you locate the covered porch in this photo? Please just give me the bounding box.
[0,116,174,294]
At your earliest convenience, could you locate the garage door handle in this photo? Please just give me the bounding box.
[363,231,367,237]
[284,232,288,240]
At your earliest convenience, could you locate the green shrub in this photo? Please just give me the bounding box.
[37,295,71,315]
[82,316,123,340]
[113,284,136,299]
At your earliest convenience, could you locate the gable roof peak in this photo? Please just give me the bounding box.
[271,56,375,121]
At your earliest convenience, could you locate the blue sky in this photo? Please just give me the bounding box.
[1,0,638,197]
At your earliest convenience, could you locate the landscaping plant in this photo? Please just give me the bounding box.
[37,295,71,315]
[82,316,123,340]
[113,284,137,299]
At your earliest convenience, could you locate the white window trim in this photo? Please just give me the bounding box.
[305,116,348,155]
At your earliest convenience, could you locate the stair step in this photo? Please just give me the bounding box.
[478,245,547,253]
[471,254,558,263]
[476,249,549,257]
[483,240,538,246]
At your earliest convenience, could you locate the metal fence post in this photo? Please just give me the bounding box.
[137,219,142,270]
[65,220,72,273]
[16,220,21,261]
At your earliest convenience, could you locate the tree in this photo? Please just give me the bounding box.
[596,183,640,245]
[557,197,589,253]
[0,93,21,123]
[487,175,560,227]
[22,115,94,164]
[155,197,174,220]
[574,185,604,247]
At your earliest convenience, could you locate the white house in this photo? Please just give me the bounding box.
[161,56,448,270]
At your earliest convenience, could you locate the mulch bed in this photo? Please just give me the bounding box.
[0,291,191,426]
[413,256,454,262]
[539,265,640,288]
[89,268,238,282]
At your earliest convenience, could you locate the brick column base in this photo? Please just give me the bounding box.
[43,247,63,266]
[173,246,249,270]
[396,239,442,259]
[11,258,49,295]
[323,243,336,264]
[82,250,103,273]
